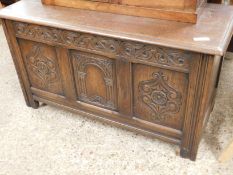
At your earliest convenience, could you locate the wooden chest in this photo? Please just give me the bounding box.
[0,1,233,161]
[41,0,206,23]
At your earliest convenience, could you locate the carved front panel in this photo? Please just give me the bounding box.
[72,51,116,110]
[15,22,190,130]
[18,39,64,95]
[133,64,188,130]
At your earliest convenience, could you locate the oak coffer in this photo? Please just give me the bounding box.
[41,0,206,23]
[0,1,233,161]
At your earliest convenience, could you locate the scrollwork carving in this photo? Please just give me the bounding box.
[120,42,186,67]
[139,72,182,121]
[14,22,190,71]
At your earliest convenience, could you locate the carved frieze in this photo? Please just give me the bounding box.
[72,51,116,110]
[139,72,182,121]
[14,22,190,71]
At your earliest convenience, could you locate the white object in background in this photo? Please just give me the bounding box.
[193,37,210,41]
[219,140,233,163]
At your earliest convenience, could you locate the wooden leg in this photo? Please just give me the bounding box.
[219,140,233,163]
[31,100,40,109]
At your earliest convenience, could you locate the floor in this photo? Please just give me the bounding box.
[0,24,233,175]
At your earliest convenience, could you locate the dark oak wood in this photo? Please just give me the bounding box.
[0,0,18,6]
[208,0,222,2]
[228,39,233,53]
[0,1,233,161]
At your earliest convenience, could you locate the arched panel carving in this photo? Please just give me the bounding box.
[72,51,116,110]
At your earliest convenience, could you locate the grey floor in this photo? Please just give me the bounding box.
[0,24,233,175]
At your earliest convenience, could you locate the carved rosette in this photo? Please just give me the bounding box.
[72,52,115,110]
[26,45,59,88]
[139,72,182,121]
[14,22,189,71]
